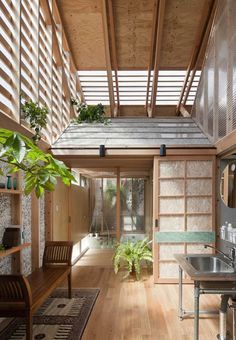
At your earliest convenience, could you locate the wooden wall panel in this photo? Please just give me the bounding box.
[70,185,90,243]
[118,105,179,117]
[52,180,69,241]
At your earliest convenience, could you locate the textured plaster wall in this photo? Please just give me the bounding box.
[0,194,12,274]
[0,192,32,275]
[0,167,46,274]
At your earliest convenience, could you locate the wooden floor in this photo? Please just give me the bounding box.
[67,249,221,340]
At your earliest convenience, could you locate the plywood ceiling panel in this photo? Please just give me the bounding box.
[57,0,106,69]
[160,0,210,69]
[112,0,154,69]
[57,0,212,70]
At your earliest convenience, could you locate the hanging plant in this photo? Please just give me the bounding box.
[21,98,49,144]
[0,128,75,198]
[71,98,109,124]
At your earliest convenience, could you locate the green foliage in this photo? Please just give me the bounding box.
[113,238,153,280]
[0,128,75,198]
[21,99,48,144]
[0,244,5,251]
[104,182,127,209]
[71,98,109,124]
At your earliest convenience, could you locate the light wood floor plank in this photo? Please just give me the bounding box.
[68,249,221,340]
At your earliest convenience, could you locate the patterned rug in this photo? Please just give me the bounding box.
[0,288,100,340]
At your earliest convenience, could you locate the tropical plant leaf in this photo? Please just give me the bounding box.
[21,99,49,144]
[0,128,76,197]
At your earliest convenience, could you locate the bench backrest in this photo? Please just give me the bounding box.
[0,275,32,306]
[43,241,73,266]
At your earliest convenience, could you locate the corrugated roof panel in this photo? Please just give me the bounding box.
[52,117,211,149]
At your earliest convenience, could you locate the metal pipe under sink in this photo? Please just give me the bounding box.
[177,263,236,340]
[217,295,230,340]
[229,298,236,340]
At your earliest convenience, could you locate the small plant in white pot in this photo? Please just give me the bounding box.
[113,238,153,280]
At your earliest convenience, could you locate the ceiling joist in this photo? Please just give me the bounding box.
[176,0,217,116]
[148,0,166,117]
[181,0,217,107]
[179,104,191,118]
[146,0,159,115]
[107,0,120,115]
[101,0,117,117]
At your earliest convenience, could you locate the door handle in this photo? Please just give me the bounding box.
[155,219,159,229]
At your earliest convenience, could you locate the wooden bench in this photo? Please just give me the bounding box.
[0,241,73,340]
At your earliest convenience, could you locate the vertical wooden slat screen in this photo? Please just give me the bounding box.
[38,7,52,143]
[0,0,20,121]
[0,0,81,144]
[52,59,62,143]
[20,0,38,104]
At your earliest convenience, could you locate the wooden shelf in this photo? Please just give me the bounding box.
[0,189,22,194]
[0,243,31,258]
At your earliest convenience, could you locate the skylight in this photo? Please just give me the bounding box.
[78,70,201,106]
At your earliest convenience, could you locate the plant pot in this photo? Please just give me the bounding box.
[130,264,136,278]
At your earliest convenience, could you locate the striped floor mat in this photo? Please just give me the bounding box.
[0,288,100,340]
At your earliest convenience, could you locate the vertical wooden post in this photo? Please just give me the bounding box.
[116,167,121,241]
[16,0,21,123]
[149,0,166,116]
[101,0,115,117]
[101,178,104,233]
[223,166,229,206]
[68,184,72,241]
[31,193,40,270]
[45,192,53,241]
[11,173,22,273]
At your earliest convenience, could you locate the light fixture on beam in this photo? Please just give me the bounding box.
[99,145,106,157]
[160,144,166,157]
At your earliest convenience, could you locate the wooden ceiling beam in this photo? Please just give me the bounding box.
[39,0,52,25]
[182,0,217,106]
[179,104,190,118]
[107,0,120,116]
[149,0,166,117]
[52,0,61,25]
[101,0,116,117]
[146,0,159,116]
[176,0,217,115]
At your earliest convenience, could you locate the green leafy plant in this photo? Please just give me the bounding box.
[0,244,5,251]
[71,98,109,124]
[113,238,153,280]
[21,99,48,144]
[0,128,75,198]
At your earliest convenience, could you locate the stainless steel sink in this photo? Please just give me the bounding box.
[185,255,235,273]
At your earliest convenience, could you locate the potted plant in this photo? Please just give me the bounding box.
[113,238,153,280]
[21,98,49,144]
[71,98,109,124]
[0,128,75,197]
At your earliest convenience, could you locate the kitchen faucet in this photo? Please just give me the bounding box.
[204,244,236,268]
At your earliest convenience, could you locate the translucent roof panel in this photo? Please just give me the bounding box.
[78,70,201,106]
